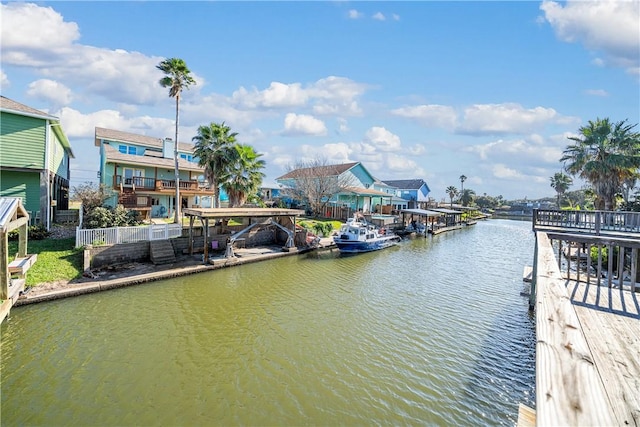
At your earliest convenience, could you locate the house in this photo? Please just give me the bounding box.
[276,162,397,218]
[0,96,74,229]
[95,127,217,219]
[382,179,431,209]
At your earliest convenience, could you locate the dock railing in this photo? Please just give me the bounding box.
[75,223,183,248]
[528,209,640,425]
[533,208,640,236]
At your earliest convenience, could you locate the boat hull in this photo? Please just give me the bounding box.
[333,235,400,253]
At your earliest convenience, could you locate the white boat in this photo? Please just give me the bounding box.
[333,215,401,254]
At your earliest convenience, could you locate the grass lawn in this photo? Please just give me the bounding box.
[8,238,83,287]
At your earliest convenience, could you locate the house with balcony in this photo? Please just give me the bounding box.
[382,179,431,209]
[95,127,216,219]
[0,96,74,229]
[276,162,400,219]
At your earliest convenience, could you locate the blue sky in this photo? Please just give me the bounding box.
[1,1,638,201]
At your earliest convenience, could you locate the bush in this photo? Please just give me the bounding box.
[7,224,50,241]
[85,205,143,229]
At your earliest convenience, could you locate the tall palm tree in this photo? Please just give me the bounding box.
[459,175,467,195]
[223,144,266,207]
[157,58,196,222]
[561,118,640,210]
[446,185,459,207]
[460,188,475,207]
[193,122,238,208]
[550,172,573,209]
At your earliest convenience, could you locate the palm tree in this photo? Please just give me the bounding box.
[459,175,467,195]
[460,188,475,207]
[550,172,573,209]
[561,118,640,210]
[193,122,238,208]
[446,186,459,207]
[157,58,196,222]
[223,144,266,207]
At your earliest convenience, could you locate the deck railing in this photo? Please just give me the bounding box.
[75,223,183,248]
[533,209,640,235]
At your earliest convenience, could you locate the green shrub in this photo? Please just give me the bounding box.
[7,224,50,241]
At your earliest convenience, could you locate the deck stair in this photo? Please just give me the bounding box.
[150,240,176,265]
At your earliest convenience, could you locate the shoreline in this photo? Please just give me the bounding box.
[15,239,336,307]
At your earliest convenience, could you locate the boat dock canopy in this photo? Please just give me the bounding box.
[399,208,444,217]
[182,207,305,219]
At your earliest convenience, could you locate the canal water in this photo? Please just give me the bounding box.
[1,219,535,426]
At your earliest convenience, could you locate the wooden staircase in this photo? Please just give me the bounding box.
[149,240,176,265]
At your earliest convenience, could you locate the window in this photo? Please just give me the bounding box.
[180,153,193,162]
[128,146,136,155]
[118,145,127,154]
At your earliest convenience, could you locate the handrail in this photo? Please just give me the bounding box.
[533,209,640,236]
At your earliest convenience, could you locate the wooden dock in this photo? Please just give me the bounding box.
[530,231,640,426]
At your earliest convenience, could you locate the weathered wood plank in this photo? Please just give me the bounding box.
[535,232,617,426]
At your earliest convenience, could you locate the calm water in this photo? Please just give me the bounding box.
[1,219,535,426]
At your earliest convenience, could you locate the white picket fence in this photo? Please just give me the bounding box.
[75,223,183,248]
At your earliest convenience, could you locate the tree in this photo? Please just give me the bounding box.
[280,158,356,216]
[459,175,467,195]
[71,182,112,228]
[223,144,266,207]
[157,58,196,222]
[561,118,640,210]
[550,172,573,209]
[193,122,238,208]
[460,188,475,206]
[446,186,459,207]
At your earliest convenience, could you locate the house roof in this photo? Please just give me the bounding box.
[382,179,428,190]
[276,162,359,180]
[0,96,57,120]
[0,96,74,158]
[95,127,196,152]
[103,144,205,172]
[343,186,394,197]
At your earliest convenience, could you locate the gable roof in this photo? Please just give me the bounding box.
[95,127,196,152]
[0,95,57,120]
[0,96,74,158]
[276,162,359,180]
[382,179,429,190]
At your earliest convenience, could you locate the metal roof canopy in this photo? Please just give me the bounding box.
[399,208,444,217]
[429,208,463,214]
[182,207,305,219]
[182,208,306,262]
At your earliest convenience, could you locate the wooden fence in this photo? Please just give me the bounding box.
[75,223,183,248]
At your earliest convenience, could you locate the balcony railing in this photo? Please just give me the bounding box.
[113,175,211,193]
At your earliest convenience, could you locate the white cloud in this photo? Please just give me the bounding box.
[232,82,308,109]
[391,104,458,129]
[348,9,362,19]
[0,69,8,88]
[372,12,386,21]
[1,3,79,50]
[466,135,563,168]
[492,164,523,180]
[392,14,400,21]
[540,0,640,74]
[363,126,401,152]
[0,2,201,106]
[458,103,559,135]
[27,79,73,107]
[584,89,609,97]
[282,113,327,136]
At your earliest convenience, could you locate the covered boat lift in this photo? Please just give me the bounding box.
[182,207,305,262]
[399,208,444,236]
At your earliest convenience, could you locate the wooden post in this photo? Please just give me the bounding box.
[1,231,9,300]
[203,218,209,264]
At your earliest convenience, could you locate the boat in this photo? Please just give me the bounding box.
[333,215,401,253]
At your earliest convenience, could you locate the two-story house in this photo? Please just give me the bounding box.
[276,162,396,218]
[95,127,216,219]
[382,179,431,209]
[0,96,74,229]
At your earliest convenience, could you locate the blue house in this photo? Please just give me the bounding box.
[382,179,431,209]
[276,162,398,218]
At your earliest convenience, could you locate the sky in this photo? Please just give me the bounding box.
[1,1,639,202]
